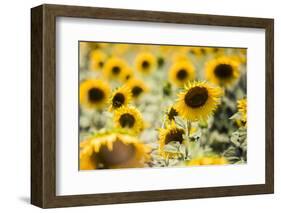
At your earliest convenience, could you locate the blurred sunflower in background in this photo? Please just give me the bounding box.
[205,56,240,87]
[169,60,196,87]
[135,52,157,75]
[103,57,128,81]
[80,79,111,109]
[174,81,223,121]
[126,78,149,100]
[89,49,107,71]
[109,86,132,111]
[187,156,228,166]
[114,106,145,134]
[80,132,151,170]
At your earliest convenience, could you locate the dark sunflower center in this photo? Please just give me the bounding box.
[98,61,104,68]
[119,113,135,128]
[141,61,150,69]
[165,129,184,144]
[112,66,121,75]
[88,88,104,103]
[125,74,131,80]
[176,69,188,80]
[214,64,233,79]
[112,93,125,108]
[131,86,143,98]
[168,107,178,120]
[184,86,208,108]
[200,48,206,55]
[96,140,136,167]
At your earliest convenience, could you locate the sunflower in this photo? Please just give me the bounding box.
[126,78,149,99]
[237,98,247,123]
[80,132,151,170]
[189,47,208,57]
[205,56,240,87]
[166,106,179,122]
[102,57,128,81]
[187,156,228,166]
[121,67,134,82]
[135,52,157,75]
[80,79,110,109]
[88,50,107,71]
[114,106,145,134]
[169,60,196,87]
[158,122,186,158]
[174,81,223,121]
[109,86,132,111]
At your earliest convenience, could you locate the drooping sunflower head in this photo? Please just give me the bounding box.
[158,122,185,158]
[166,106,179,122]
[126,78,149,100]
[169,60,196,87]
[88,49,107,71]
[135,52,157,75]
[174,81,223,121]
[80,133,151,170]
[237,98,247,124]
[114,106,145,134]
[205,56,240,87]
[102,57,128,81]
[80,79,111,109]
[109,86,132,111]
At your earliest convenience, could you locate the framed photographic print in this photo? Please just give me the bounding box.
[31,4,274,208]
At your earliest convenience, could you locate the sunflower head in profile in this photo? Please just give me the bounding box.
[80,79,111,109]
[102,57,128,81]
[174,81,223,122]
[80,132,151,170]
[114,106,145,134]
[88,50,107,71]
[187,156,228,166]
[237,98,247,124]
[169,60,196,87]
[158,122,186,158]
[135,52,157,75]
[126,78,149,100]
[166,106,179,122]
[205,56,240,87]
[109,86,132,111]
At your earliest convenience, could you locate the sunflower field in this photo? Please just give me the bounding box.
[79,42,247,170]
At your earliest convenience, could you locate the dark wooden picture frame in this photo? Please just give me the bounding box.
[31,4,274,208]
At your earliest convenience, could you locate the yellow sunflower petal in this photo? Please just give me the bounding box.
[174,81,223,121]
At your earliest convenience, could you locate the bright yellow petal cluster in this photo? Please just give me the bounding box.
[80,79,111,109]
[237,98,247,123]
[135,52,157,75]
[109,85,132,111]
[187,156,228,166]
[205,56,240,87]
[169,60,196,87]
[113,106,145,134]
[102,57,128,81]
[174,81,223,121]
